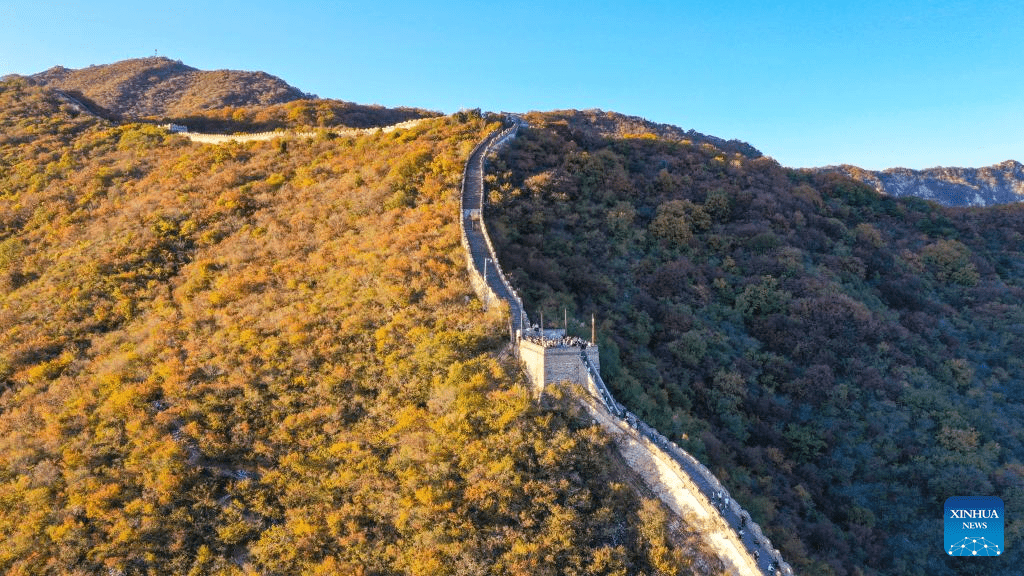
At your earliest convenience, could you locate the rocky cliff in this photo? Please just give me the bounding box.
[822,160,1024,206]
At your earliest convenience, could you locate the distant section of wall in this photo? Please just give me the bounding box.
[182,131,295,144]
[171,118,425,144]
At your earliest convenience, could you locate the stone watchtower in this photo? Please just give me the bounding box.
[517,327,600,394]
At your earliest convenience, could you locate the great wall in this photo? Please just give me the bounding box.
[461,120,795,576]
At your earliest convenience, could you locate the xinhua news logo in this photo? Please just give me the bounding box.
[945,496,1004,557]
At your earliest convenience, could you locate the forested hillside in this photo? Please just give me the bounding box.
[0,79,722,575]
[487,112,1024,576]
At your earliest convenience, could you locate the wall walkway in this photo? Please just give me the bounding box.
[459,123,528,338]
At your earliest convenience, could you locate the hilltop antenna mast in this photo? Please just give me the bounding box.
[591,313,595,344]
[564,308,567,335]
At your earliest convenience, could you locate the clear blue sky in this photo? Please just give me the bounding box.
[3,0,1021,170]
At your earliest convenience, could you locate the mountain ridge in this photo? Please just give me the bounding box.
[9,57,440,133]
[20,56,312,118]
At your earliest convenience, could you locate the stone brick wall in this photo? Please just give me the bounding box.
[518,329,601,395]
[517,339,547,393]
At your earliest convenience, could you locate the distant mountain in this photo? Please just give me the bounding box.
[24,56,311,118]
[819,160,1024,207]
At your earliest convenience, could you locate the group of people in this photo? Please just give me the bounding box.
[520,327,591,349]
[710,492,786,574]
[712,490,731,512]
